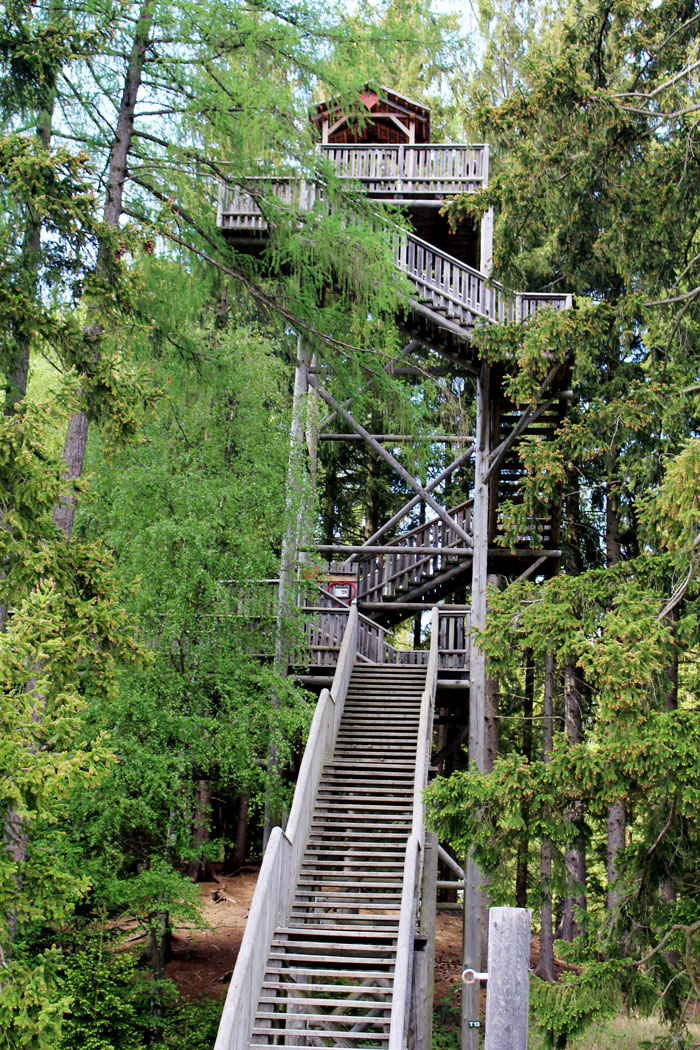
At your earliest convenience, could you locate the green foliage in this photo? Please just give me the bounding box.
[0,949,70,1050]
[530,963,624,1049]
[59,940,153,1050]
[58,934,222,1050]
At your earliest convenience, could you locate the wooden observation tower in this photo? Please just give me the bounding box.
[215,89,571,1050]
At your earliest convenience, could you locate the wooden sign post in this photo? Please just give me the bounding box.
[484,907,532,1050]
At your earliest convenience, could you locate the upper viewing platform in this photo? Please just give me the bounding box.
[218,87,489,275]
[312,86,487,201]
[217,87,571,349]
[315,141,487,200]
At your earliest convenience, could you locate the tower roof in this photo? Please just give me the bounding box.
[310,86,431,144]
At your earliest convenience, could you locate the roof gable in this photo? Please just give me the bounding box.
[311,86,431,144]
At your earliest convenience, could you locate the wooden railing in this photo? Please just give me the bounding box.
[395,230,573,327]
[357,498,474,603]
[389,606,439,1050]
[214,606,358,1050]
[217,179,317,233]
[230,582,469,669]
[318,143,486,196]
[218,183,572,328]
[437,610,470,671]
[308,588,469,671]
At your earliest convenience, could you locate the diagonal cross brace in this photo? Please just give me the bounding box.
[349,440,475,560]
[309,378,473,548]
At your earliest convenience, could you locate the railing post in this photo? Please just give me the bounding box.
[484,907,532,1050]
[480,144,493,277]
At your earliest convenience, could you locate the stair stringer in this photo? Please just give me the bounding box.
[213,604,359,1050]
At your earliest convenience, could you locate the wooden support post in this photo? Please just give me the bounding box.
[348,441,475,559]
[265,335,312,846]
[463,361,491,1050]
[484,908,532,1050]
[480,145,493,277]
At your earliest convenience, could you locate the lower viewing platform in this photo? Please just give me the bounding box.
[217,181,572,342]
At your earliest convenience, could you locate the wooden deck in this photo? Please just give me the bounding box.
[318,143,487,197]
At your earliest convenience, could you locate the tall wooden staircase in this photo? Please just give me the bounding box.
[215,607,437,1050]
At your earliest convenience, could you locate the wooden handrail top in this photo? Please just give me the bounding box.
[395,228,572,309]
[320,142,488,150]
[353,497,474,561]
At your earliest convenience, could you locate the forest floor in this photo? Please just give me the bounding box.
[164,867,467,1005]
[164,870,700,1047]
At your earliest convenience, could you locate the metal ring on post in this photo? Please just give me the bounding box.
[462,968,489,985]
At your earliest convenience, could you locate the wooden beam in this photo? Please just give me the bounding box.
[360,602,470,611]
[512,555,548,584]
[464,360,491,1050]
[387,113,412,138]
[438,845,465,880]
[312,544,473,555]
[319,433,475,443]
[309,379,474,547]
[349,442,476,559]
[407,299,472,343]
[483,908,532,1050]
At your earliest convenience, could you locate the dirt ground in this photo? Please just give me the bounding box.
[165,868,468,1005]
[165,870,260,1000]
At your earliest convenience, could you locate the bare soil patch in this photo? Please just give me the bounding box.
[165,869,259,1000]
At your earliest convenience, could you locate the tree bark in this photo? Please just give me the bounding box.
[2,9,60,954]
[53,0,155,539]
[186,778,213,881]
[605,484,626,911]
[560,655,586,940]
[149,808,175,1043]
[534,650,556,981]
[4,14,57,414]
[515,651,533,908]
[659,606,678,965]
[230,793,249,872]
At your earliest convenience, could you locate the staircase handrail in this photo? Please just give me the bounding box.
[213,604,358,1050]
[389,607,439,1050]
[355,497,474,564]
[394,228,572,326]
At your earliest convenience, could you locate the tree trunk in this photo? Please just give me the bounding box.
[535,650,556,981]
[515,651,533,908]
[230,793,249,872]
[53,0,155,540]
[149,908,170,1044]
[560,655,586,941]
[605,484,626,911]
[4,12,57,414]
[186,778,213,881]
[658,607,678,964]
[1,16,59,954]
[149,807,176,1043]
[606,802,626,911]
